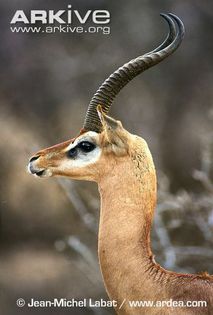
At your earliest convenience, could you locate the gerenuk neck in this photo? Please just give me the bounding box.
[97,141,213,315]
[97,145,163,314]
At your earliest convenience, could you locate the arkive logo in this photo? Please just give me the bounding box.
[10,5,111,35]
[11,5,110,25]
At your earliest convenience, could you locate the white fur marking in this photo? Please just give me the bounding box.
[60,131,101,170]
[65,131,99,152]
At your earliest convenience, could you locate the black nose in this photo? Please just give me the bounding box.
[29,155,40,162]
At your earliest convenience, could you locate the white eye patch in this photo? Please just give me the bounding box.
[61,131,101,169]
[65,131,99,152]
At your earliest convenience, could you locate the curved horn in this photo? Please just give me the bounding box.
[147,13,176,55]
[83,13,185,133]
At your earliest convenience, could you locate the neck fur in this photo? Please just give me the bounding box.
[97,136,213,314]
[98,137,161,312]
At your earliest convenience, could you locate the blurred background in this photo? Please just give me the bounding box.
[0,0,213,314]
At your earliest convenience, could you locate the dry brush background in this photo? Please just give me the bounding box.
[0,1,213,314]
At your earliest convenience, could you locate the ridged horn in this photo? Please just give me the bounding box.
[83,13,185,133]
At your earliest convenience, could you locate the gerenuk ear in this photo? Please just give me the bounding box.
[97,105,129,156]
[97,105,122,132]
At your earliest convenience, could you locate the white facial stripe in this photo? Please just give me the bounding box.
[65,131,99,152]
[59,131,101,171]
[57,147,101,172]
[61,146,101,171]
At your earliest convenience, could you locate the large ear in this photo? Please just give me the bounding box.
[97,105,122,132]
[97,105,129,155]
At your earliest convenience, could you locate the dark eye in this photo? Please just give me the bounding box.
[68,147,77,158]
[78,141,95,152]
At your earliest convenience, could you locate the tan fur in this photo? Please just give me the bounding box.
[98,135,213,314]
[28,113,213,314]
